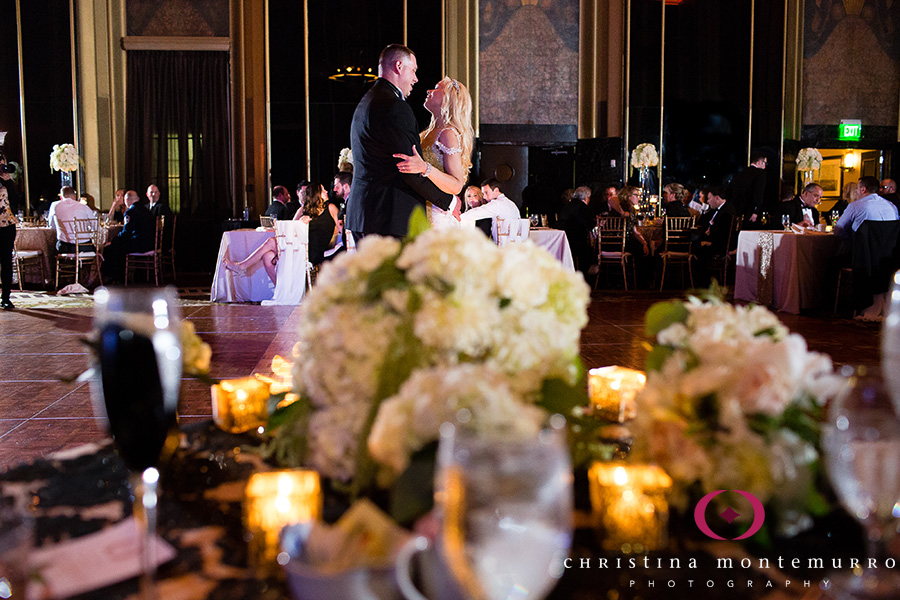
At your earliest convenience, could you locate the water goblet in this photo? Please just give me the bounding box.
[822,371,900,598]
[91,287,183,599]
[782,214,791,231]
[399,417,573,600]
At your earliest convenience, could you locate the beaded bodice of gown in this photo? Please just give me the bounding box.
[422,128,462,229]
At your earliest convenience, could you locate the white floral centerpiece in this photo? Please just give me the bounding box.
[337,147,353,172]
[630,293,847,538]
[631,143,659,169]
[795,147,823,172]
[265,212,591,504]
[49,143,79,173]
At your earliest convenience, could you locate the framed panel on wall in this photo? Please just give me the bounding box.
[818,156,842,199]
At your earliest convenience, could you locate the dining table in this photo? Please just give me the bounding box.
[0,418,852,600]
[734,229,848,314]
[528,227,576,270]
[15,223,122,287]
[210,229,277,303]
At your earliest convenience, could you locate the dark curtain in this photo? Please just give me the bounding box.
[126,51,231,220]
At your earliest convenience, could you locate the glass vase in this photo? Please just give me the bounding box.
[60,170,73,188]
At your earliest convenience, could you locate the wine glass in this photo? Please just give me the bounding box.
[91,287,182,599]
[880,271,900,411]
[782,214,791,231]
[822,371,900,598]
[436,418,573,600]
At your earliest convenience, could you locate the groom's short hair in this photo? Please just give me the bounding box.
[378,44,415,70]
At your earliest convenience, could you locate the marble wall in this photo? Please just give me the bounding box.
[479,0,578,126]
[802,0,899,128]
[126,0,229,37]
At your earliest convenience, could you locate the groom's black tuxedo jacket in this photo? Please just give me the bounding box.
[345,78,453,237]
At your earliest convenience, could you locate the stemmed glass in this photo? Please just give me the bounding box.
[91,287,182,599]
[880,271,900,411]
[782,214,792,231]
[822,371,900,598]
[397,417,573,600]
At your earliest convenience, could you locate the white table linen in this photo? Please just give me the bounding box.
[528,228,575,271]
[211,229,276,303]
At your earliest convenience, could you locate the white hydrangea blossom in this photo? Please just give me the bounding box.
[49,144,79,173]
[796,147,823,172]
[630,143,659,169]
[291,227,590,482]
[631,300,846,533]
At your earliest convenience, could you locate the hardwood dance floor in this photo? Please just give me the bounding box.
[0,288,881,471]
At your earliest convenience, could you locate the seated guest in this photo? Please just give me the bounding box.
[782,183,824,227]
[309,178,346,266]
[101,190,156,283]
[48,186,96,253]
[459,177,521,242]
[835,176,898,239]
[264,185,292,221]
[147,184,174,251]
[661,183,691,217]
[880,179,899,211]
[463,185,492,239]
[616,186,650,257]
[691,186,736,286]
[593,184,619,218]
[688,188,708,216]
[557,185,595,281]
[107,189,126,223]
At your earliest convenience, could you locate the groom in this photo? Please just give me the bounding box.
[345,44,454,239]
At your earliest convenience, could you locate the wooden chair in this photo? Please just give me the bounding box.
[13,237,46,290]
[125,216,163,286]
[55,216,103,289]
[594,216,634,290]
[161,213,177,283]
[659,216,695,291]
[709,215,741,286]
[494,217,509,246]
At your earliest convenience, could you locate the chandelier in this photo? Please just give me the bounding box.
[328,66,376,81]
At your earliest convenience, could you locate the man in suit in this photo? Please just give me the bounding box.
[147,184,174,252]
[782,183,823,227]
[726,150,768,227]
[344,44,454,239]
[692,186,736,286]
[102,190,156,283]
[264,185,292,221]
[556,185,595,282]
[880,179,899,211]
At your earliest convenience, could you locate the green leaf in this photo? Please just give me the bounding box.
[645,344,675,372]
[644,300,689,338]
[364,259,407,302]
[537,364,588,417]
[389,442,438,526]
[405,206,430,242]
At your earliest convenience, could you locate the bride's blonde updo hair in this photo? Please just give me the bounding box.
[421,76,474,177]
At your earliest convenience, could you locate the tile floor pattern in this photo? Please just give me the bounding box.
[0,289,881,471]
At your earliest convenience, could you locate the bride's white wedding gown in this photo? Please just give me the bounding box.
[423,129,463,230]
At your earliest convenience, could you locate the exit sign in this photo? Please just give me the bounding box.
[839,119,862,140]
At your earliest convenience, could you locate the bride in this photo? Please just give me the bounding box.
[394,77,474,229]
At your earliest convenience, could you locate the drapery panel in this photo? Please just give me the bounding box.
[126,51,232,220]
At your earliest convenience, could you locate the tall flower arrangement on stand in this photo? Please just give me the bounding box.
[796,148,822,186]
[629,293,847,539]
[50,143,79,187]
[631,143,659,202]
[263,214,593,513]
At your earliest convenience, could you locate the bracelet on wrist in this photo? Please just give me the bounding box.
[421,163,431,177]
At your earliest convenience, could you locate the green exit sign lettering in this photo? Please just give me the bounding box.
[839,119,862,140]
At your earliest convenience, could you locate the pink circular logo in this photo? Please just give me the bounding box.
[693,490,766,540]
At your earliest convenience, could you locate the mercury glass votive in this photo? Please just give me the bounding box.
[588,366,646,422]
[588,463,672,553]
[243,470,322,571]
[211,377,271,433]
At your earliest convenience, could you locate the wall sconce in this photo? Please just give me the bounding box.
[842,152,858,171]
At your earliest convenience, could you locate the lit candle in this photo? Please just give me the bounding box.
[244,470,322,570]
[588,463,672,553]
[211,377,271,433]
[588,366,646,422]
